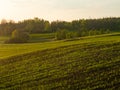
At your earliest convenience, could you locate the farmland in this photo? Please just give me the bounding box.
[0,33,120,89]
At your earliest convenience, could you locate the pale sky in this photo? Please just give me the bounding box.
[0,0,120,22]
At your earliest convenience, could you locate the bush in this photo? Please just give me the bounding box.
[88,29,111,36]
[5,30,30,43]
[55,29,68,40]
[105,29,111,34]
[66,32,76,39]
[55,29,77,40]
[77,30,88,37]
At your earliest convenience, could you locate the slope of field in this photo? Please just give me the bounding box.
[0,33,120,90]
[0,33,120,59]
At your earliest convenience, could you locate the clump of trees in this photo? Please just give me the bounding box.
[5,30,30,43]
[77,29,111,37]
[55,29,77,40]
[56,29,111,40]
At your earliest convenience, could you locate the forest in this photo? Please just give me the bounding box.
[0,17,120,36]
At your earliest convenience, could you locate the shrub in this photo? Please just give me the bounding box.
[5,30,30,43]
[105,29,111,34]
[55,29,68,40]
[66,32,76,39]
[55,29,77,40]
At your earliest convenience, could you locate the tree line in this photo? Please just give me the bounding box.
[1,17,119,43]
[0,17,120,36]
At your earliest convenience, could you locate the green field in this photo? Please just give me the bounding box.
[0,33,120,89]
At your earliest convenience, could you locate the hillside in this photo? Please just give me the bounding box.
[0,33,120,90]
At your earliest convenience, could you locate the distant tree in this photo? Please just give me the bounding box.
[44,21,51,33]
[72,20,81,31]
[55,29,77,40]
[81,31,88,36]
[55,29,68,40]
[66,32,76,39]
[88,30,93,36]
[105,29,111,34]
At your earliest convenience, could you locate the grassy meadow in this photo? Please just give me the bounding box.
[0,33,120,89]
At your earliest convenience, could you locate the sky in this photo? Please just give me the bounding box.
[0,0,120,22]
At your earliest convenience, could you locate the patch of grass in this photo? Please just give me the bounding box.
[29,33,55,43]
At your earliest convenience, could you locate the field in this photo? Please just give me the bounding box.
[0,33,120,89]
